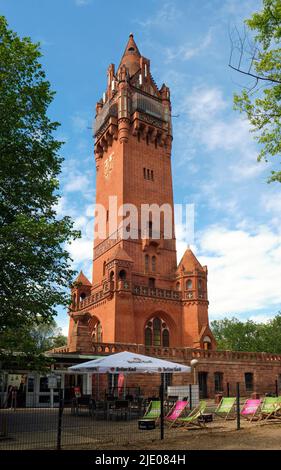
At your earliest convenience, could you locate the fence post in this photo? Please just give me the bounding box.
[236,382,240,430]
[57,388,64,450]
[160,374,164,440]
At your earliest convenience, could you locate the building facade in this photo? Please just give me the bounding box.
[63,35,281,398]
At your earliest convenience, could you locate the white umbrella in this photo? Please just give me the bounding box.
[68,350,191,374]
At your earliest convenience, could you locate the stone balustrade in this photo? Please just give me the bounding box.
[90,342,281,363]
[133,285,181,300]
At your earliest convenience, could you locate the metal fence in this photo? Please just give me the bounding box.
[0,382,280,450]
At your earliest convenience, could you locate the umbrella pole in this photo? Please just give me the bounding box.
[160,373,164,440]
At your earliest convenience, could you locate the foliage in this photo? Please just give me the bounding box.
[211,313,281,353]
[0,16,80,332]
[233,0,281,182]
[0,318,67,371]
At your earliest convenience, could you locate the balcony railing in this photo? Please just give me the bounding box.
[89,342,281,363]
[133,285,181,300]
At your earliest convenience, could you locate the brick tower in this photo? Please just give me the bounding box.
[68,34,216,353]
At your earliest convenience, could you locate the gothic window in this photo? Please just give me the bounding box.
[145,254,149,272]
[143,168,146,179]
[144,317,170,347]
[151,255,156,272]
[110,271,114,282]
[145,327,152,347]
[151,170,154,180]
[176,282,180,291]
[186,279,192,290]
[80,292,86,300]
[162,329,170,347]
[118,269,126,280]
[198,279,203,290]
[149,277,155,288]
[103,261,106,276]
[203,336,212,350]
[92,322,103,343]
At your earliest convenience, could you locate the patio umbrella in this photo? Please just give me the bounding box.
[68,351,191,440]
[68,350,191,374]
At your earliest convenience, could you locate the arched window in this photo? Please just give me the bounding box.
[186,279,192,290]
[145,327,152,346]
[144,317,170,347]
[103,261,106,276]
[145,254,149,272]
[151,256,156,272]
[162,329,170,347]
[198,279,203,290]
[176,282,180,291]
[92,321,103,343]
[118,269,126,280]
[203,336,212,350]
[80,292,86,300]
[110,271,114,281]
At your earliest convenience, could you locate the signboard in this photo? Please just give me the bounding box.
[47,375,58,389]
[7,374,22,389]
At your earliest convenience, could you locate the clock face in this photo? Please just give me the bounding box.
[104,152,114,178]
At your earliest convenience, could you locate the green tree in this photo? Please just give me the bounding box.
[0,16,80,332]
[230,0,281,182]
[211,313,281,353]
[0,318,67,370]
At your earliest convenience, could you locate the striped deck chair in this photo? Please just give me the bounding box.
[258,397,281,422]
[214,397,236,420]
[240,399,261,422]
[164,400,188,428]
[142,400,161,424]
[176,401,207,429]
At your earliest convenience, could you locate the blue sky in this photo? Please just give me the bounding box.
[2,0,281,334]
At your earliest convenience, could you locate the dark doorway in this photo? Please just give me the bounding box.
[198,372,208,398]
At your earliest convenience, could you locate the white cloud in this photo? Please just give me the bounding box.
[165,31,213,62]
[64,174,91,192]
[197,225,281,317]
[183,86,227,120]
[137,2,181,28]
[68,238,93,265]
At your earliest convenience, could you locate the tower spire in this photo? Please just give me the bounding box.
[118,33,141,77]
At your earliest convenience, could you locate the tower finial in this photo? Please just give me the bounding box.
[118,34,141,77]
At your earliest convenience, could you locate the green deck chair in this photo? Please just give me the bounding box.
[142,400,161,424]
[214,397,236,420]
[176,401,207,429]
[258,397,281,422]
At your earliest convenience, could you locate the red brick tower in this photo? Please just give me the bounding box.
[68,35,216,353]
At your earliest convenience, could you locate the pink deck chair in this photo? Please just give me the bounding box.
[241,399,261,422]
[164,400,188,428]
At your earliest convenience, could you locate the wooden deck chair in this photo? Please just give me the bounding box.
[142,400,161,424]
[176,401,207,429]
[240,399,261,422]
[214,397,236,420]
[258,397,281,422]
[164,400,188,428]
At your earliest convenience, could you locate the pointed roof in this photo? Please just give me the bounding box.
[118,33,141,77]
[74,270,92,286]
[177,247,204,272]
[109,245,133,263]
